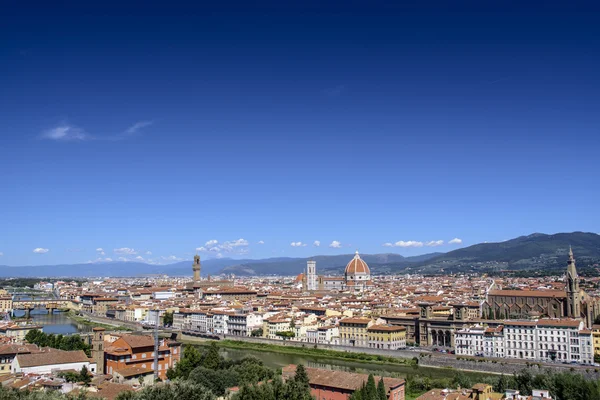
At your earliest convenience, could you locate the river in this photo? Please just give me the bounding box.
[12,309,91,335]
[218,346,494,381]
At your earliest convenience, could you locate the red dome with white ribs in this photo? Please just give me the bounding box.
[344,251,370,275]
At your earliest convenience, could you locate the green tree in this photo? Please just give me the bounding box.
[203,342,221,370]
[170,344,203,380]
[116,381,215,400]
[294,364,309,388]
[275,331,295,341]
[79,365,91,385]
[250,328,263,337]
[163,311,174,326]
[452,373,472,389]
[365,374,377,400]
[377,377,387,400]
[494,374,509,394]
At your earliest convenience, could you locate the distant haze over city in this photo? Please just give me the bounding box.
[2,232,599,277]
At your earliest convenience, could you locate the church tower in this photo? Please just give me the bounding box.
[193,254,201,282]
[306,260,317,291]
[91,327,105,374]
[566,246,581,318]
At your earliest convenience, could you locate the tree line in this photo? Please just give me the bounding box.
[404,369,600,400]
[25,329,91,357]
[116,342,313,400]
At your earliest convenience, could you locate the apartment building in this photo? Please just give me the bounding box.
[104,334,181,379]
[455,319,593,364]
[367,324,406,350]
[339,318,373,347]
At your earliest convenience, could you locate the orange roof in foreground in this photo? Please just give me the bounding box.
[282,364,404,392]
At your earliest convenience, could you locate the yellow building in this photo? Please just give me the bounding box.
[339,317,373,347]
[367,324,407,350]
[263,317,291,340]
[592,325,600,360]
[0,297,13,314]
[0,324,43,342]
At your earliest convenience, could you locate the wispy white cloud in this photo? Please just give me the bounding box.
[313,240,321,247]
[449,238,463,244]
[33,248,49,254]
[42,120,152,142]
[329,241,342,248]
[426,240,444,247]
[161,255,183,262]
[42,125,88,141]
[291,242,307,247]
[96,248,105,255]
[257,240,265,245]
[125,120,153,135]
[135,256,144,261]
[197,238,249,254]
[145,251,152,255]
[114,247,137,255]
[383,241,424,248]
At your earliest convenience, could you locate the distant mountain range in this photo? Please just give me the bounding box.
[410,231,600,274]
[1,232,599,278]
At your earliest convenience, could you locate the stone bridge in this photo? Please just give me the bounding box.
[11,299,74,317]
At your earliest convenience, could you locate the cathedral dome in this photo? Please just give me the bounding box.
[345,251,370,275]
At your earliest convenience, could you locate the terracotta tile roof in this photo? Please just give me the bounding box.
[16,350,89,368]
[367,324,406,332]
[489,289,566,298]
[537,318,581,328]
[87,382,134,400]
[339,318,372,325]
[282,364,404,392]
[121,335,155,349]
[114,366,154,378]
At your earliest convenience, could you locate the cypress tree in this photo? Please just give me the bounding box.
[366,374,377,400]
[377,377,387,400]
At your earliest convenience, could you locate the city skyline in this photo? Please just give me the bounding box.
[2,2,600,266]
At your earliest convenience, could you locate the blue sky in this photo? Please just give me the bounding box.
[1,2,599,266]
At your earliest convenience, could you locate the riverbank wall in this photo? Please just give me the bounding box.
[71,312,141,331]
[183,334,600,380]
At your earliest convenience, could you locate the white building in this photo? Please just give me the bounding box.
[455,325,486,357]
[454,319,594,365]
[152,291,176,300]
[12,350,96,375]
[212,312,229,335]
[535,319,592,364]
[317,325,339,344]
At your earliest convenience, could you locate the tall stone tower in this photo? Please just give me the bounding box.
[566,246,581,318]
[306,260,317,291]
[193,254,201,282]
[91,327,105,374]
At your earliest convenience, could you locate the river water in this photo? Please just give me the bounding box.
[12,310,91,335]
[219,347,494,381]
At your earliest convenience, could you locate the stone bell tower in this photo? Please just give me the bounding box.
[193,254,201,282]
[566,246,581,318]
[91,327,105,374]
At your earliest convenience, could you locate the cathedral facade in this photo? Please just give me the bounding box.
[483,248,600,327]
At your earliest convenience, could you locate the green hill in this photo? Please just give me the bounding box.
[413,231,600,273]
